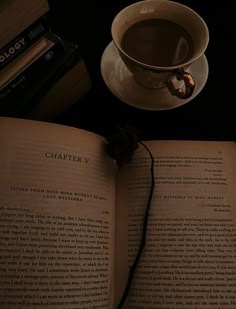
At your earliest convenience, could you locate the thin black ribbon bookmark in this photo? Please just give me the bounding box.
[106,126,155,308]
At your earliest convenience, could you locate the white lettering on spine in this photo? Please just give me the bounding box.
[0,38,25,63]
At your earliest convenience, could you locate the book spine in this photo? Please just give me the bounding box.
[0,16,50,70]
[22,42,83,115]
[0,41,82,117]
[0,33,65,101]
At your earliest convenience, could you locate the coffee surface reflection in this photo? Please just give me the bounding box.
[121,18,194,67]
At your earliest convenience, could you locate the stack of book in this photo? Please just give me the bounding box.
[0,0,92,121]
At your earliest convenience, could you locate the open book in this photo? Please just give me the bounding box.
[0,117,236,308]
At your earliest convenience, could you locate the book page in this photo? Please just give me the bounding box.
[116,140,236,308]
[0,117,116,308]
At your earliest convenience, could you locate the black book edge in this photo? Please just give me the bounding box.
[0,32,65,102]
[1,40,82,117]
[0,15,50,69]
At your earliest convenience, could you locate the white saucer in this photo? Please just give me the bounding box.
[100,41,209,111]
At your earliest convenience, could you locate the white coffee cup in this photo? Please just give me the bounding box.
[111,0,209,99]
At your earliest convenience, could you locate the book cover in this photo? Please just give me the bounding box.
[27,57,92,121]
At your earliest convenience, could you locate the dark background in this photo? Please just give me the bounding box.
[47,0,235,141]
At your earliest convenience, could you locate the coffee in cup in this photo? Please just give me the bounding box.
[111,0,209,99]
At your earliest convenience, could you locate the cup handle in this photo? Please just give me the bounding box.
[166,69,195,99]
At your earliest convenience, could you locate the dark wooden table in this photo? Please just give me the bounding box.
[47,0,235,141]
